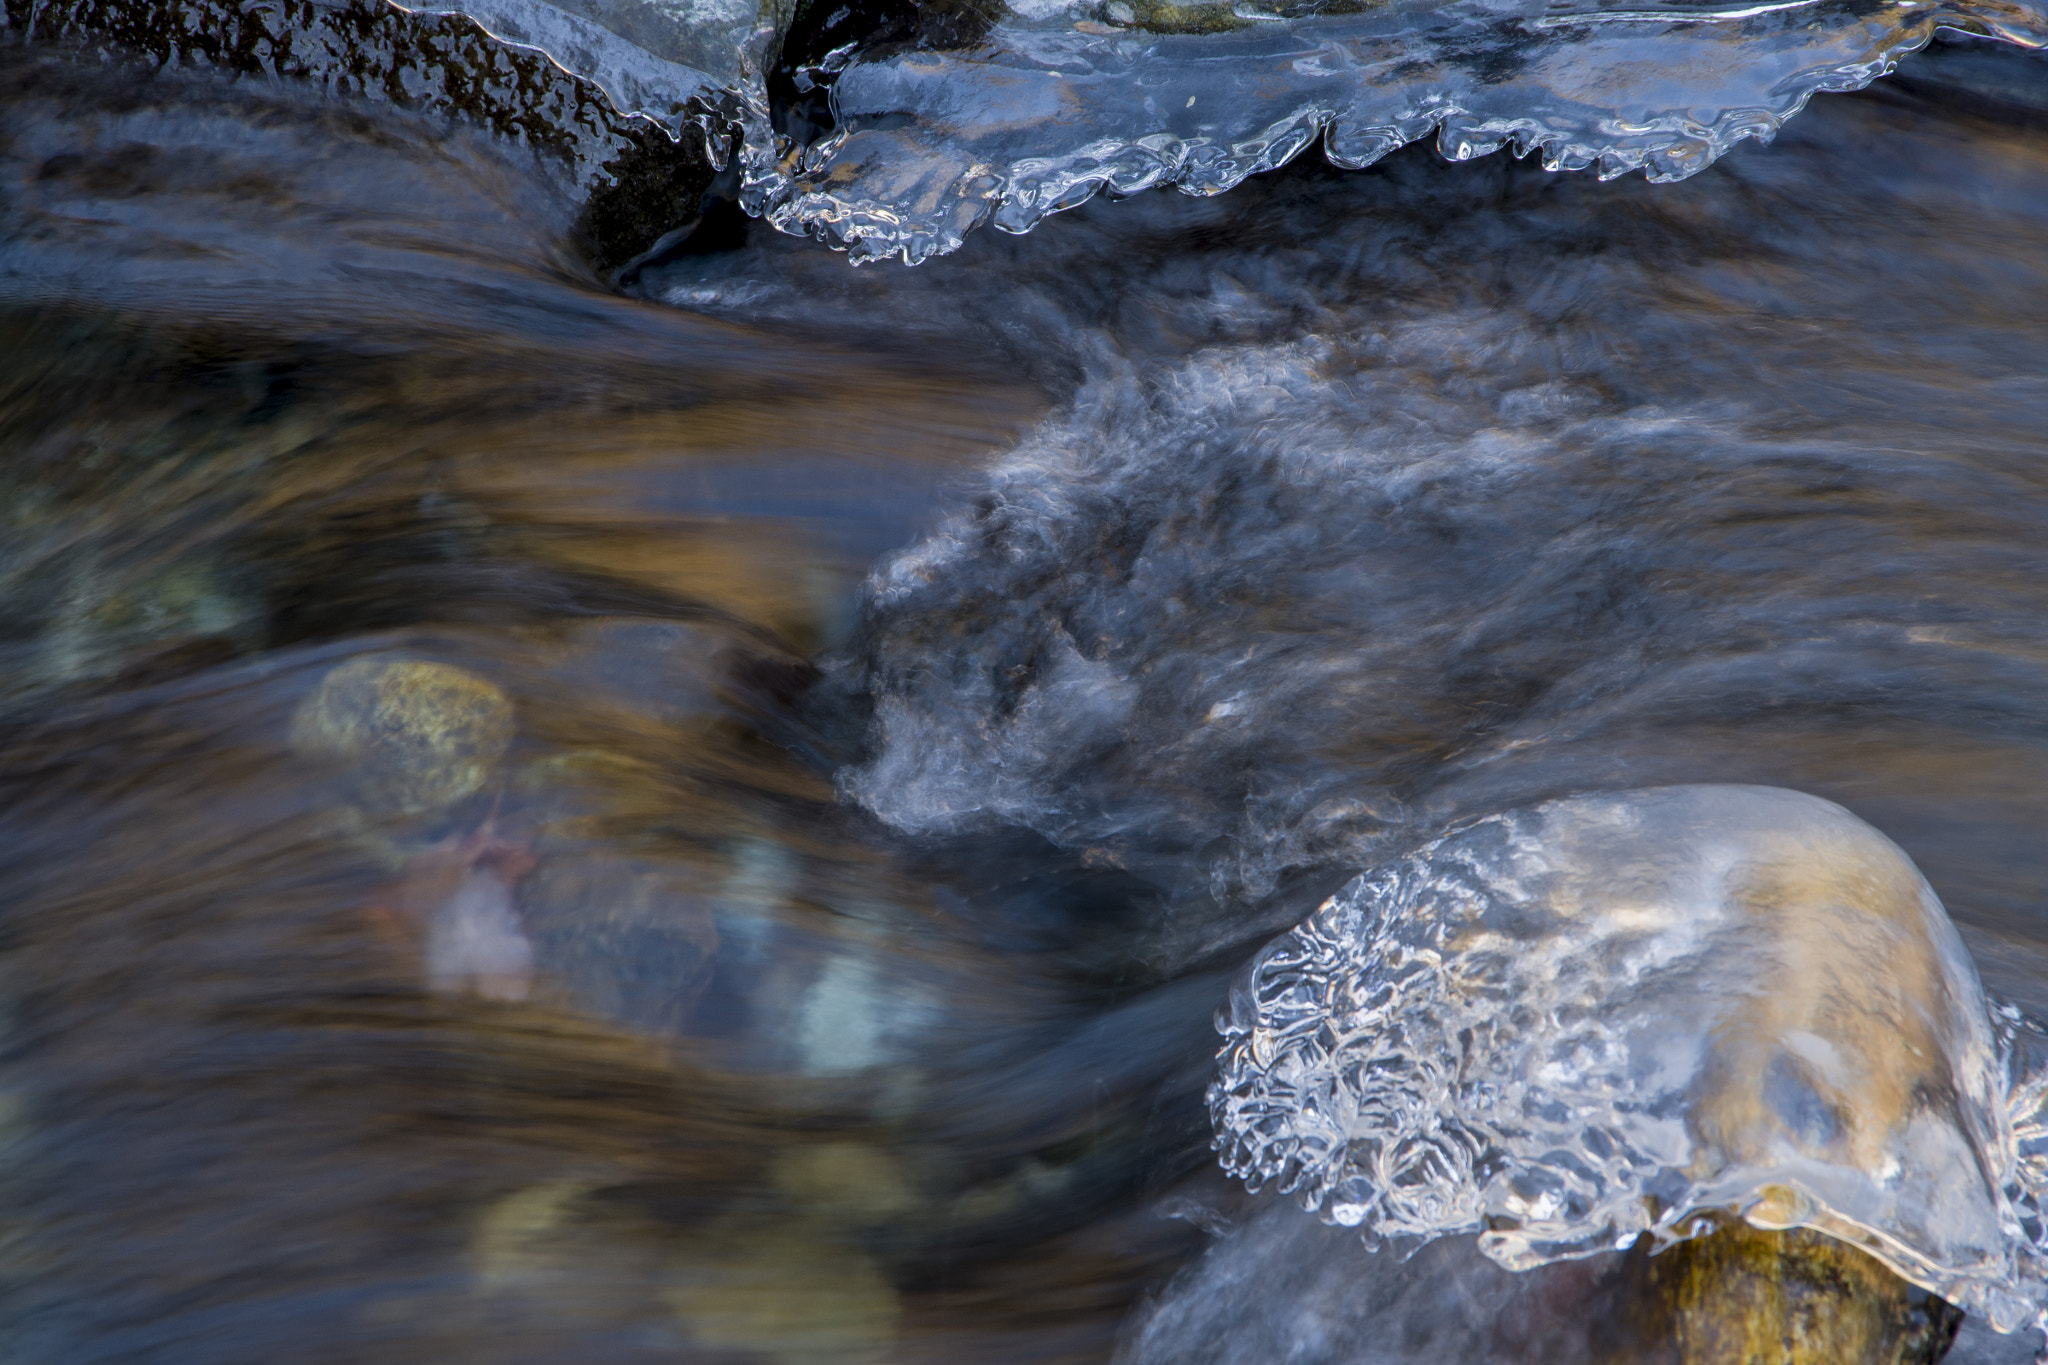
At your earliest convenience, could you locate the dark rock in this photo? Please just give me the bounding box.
[2,0,727,271]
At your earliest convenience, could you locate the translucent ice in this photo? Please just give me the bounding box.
[392,0,740,122]
[1209,784,2048,1337]
[176,0,2048,265]
[752,0,2048,262]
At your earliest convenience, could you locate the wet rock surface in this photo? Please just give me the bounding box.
[3,12,2048,1365]
[293,657,515,814]
[1613,1216,1963,1365]
[1126,1198,1975,1365]
[1,0,726,269]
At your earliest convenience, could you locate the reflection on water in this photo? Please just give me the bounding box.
[4,21,2048,1365]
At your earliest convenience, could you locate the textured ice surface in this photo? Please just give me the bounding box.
[278,0,2048,263]
[365,0,782,189]
[392,0,743,125]
[1210,784,2048,1336]
[758,0,2048,261]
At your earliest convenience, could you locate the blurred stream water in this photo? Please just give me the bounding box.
[3,20,2048,1364]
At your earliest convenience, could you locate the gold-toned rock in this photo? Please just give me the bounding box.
[1613,1214,1963,1365]
[292,657,514,814]
[666,1221,900,1365]
[770,1143,917,1226]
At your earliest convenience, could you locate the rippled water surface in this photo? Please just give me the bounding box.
[5,17,2048,1365]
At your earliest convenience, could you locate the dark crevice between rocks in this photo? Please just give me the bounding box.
[579,123,735,278]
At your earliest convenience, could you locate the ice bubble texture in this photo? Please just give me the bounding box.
[1209,784,2048,1338]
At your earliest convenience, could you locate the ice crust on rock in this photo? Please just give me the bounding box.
[1209,784,2048,1337]
[388,0,773,162]
[751,0,2048,262]
[173,0,2048,264]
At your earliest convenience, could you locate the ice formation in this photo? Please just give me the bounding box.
[1210,784,2048,1337]
[156,0,2048,262]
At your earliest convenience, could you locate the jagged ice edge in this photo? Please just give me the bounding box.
[751,11,2048,265]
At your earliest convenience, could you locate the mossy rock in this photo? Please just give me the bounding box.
[292,657,515,815]
[1611,1215,1963,1365]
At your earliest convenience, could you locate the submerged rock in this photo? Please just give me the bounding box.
[292,656,515,814]
[665,1221,901,1365]
[416,825,539,1001]
[1210,784,2048,1343]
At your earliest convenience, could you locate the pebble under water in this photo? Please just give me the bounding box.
[4,16,2048,1365]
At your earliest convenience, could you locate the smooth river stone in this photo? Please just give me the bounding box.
[292,656,515,815]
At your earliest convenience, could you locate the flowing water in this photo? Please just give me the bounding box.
[6,2,2048,1360]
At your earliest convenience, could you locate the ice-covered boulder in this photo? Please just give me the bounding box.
[1211,784,2048,1338]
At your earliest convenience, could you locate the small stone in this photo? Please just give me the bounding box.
[666,1225,900,1365]
[292,657,514,815]
[423,858,535,1003]
[770,1144,917,1226]
[1614,1214,1963,1364]
[473,1180,595,1289]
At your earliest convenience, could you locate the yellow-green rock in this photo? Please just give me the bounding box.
[666,1223,900,1365]
[292,657,514,814]
[1611,1215,1962,1365]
